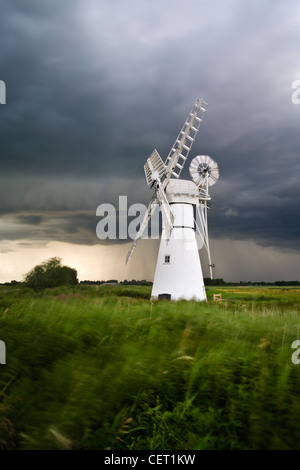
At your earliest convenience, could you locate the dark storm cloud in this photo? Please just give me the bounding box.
[2,211,98,246]
[0,0,300,255]
[17,215,44,225]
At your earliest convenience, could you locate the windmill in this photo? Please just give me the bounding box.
[126,98,219,301]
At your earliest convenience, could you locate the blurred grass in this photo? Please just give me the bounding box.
[0,284,299,449]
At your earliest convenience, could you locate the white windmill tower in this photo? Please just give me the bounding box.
[126,98,219,301]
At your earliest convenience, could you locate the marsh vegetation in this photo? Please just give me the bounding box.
[0,284,299,450]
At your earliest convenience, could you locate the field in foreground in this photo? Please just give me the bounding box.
[0,284,299,450]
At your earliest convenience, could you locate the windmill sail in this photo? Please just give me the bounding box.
[125,198,158,264]
[164,98,208,183]
[144,149,167,187]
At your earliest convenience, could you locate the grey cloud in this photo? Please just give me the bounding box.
[0,0,299,278]
[2,211,97,246]
[17,215,44,225]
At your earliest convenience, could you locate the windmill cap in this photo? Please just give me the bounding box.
[165,179,199,204]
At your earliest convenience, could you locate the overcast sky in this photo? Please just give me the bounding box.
[1,0,300,283]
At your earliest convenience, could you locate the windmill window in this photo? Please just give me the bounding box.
[164,255,170,264]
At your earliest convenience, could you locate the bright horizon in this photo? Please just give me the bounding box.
[2,238,300,285]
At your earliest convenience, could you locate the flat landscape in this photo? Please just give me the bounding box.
[0,284,299,450]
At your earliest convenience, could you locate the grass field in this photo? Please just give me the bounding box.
[0,284,299,450]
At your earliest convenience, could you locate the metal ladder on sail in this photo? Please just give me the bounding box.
[164,98,208,181]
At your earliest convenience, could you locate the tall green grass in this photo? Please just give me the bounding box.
[0,285,299,449]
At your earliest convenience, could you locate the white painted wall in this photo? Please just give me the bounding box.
[151,200,206,301]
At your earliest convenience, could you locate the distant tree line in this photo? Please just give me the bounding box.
[1,263,299,289]
[79,279,153,286]
[204,279,300,286]
[2,278,300,287]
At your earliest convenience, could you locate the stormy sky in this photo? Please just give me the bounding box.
[1,0,300,283]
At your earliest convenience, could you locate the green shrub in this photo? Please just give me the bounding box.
[24,257,78,291]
